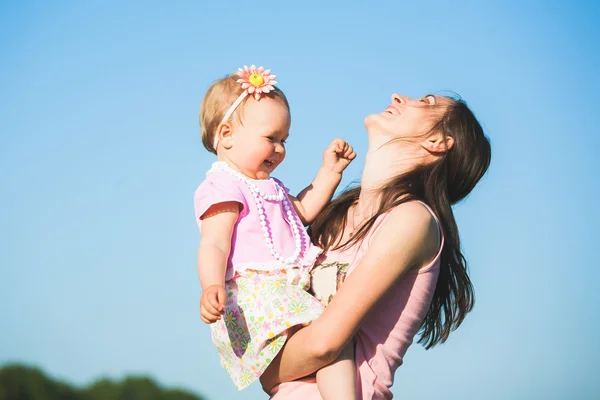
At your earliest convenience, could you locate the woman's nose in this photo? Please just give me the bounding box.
[391,93,406,104]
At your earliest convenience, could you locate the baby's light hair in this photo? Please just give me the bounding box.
[199,73,290,154]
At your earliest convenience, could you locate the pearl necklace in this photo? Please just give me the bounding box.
[209,161,304,265]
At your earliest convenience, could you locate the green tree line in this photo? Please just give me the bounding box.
[0,364,206,400]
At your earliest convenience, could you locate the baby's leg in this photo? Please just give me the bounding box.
[316,342,357,400]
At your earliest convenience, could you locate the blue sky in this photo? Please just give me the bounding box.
[1,1,599,399]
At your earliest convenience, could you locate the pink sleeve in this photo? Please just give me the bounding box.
[193,171,248,226]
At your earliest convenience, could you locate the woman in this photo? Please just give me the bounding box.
[260,93,492,398]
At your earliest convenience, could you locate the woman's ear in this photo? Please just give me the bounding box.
[425,133,454,153]
[216,123,234,150]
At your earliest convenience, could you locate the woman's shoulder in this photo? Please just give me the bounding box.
[371,201,441,268]
[376,201,438,236]
[389,200,437,224]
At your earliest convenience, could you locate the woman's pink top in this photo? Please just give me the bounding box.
[270,203,444,399]
[194,165,321,281]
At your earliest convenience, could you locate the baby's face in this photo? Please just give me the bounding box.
[228,97,291,180]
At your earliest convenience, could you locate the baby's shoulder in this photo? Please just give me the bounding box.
[193,168,250,221]
[197,168,244,193]
[270,176,290,194]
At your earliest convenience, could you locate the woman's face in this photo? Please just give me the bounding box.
[364,93,450,141]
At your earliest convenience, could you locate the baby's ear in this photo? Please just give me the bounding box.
[216,123,234,150]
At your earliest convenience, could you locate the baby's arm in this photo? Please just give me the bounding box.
[291,138,356,225]
[198,201,240,324]
[316,342,357,400]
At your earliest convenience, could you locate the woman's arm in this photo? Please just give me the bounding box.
[261,201,440,391]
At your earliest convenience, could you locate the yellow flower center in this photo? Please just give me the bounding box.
[249,73,264,86]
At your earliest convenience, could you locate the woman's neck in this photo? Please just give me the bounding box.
[356,137,427,217]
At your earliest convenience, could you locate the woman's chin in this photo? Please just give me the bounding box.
[364,112,380,128]
[364,113,393,138]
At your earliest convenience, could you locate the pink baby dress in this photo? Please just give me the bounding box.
[194,161,324,390]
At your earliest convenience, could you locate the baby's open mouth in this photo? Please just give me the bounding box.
[264,160,275,167]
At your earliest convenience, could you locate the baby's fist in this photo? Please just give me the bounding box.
[323,138,356,174]
[200,285,226,324]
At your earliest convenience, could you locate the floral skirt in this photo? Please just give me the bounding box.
[210,267,324,390]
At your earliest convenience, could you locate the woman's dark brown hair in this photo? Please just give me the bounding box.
[308,96,491,349]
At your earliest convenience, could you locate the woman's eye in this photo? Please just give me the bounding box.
[419,96,435,105]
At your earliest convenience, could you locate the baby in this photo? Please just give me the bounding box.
[194,65,357,398]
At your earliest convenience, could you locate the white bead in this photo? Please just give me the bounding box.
[209,161,303,265]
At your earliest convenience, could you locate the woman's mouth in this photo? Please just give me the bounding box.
[385,106,400,115]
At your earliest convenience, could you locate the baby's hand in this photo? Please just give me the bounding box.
[200,284,226,324]
[322,138,356,174]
